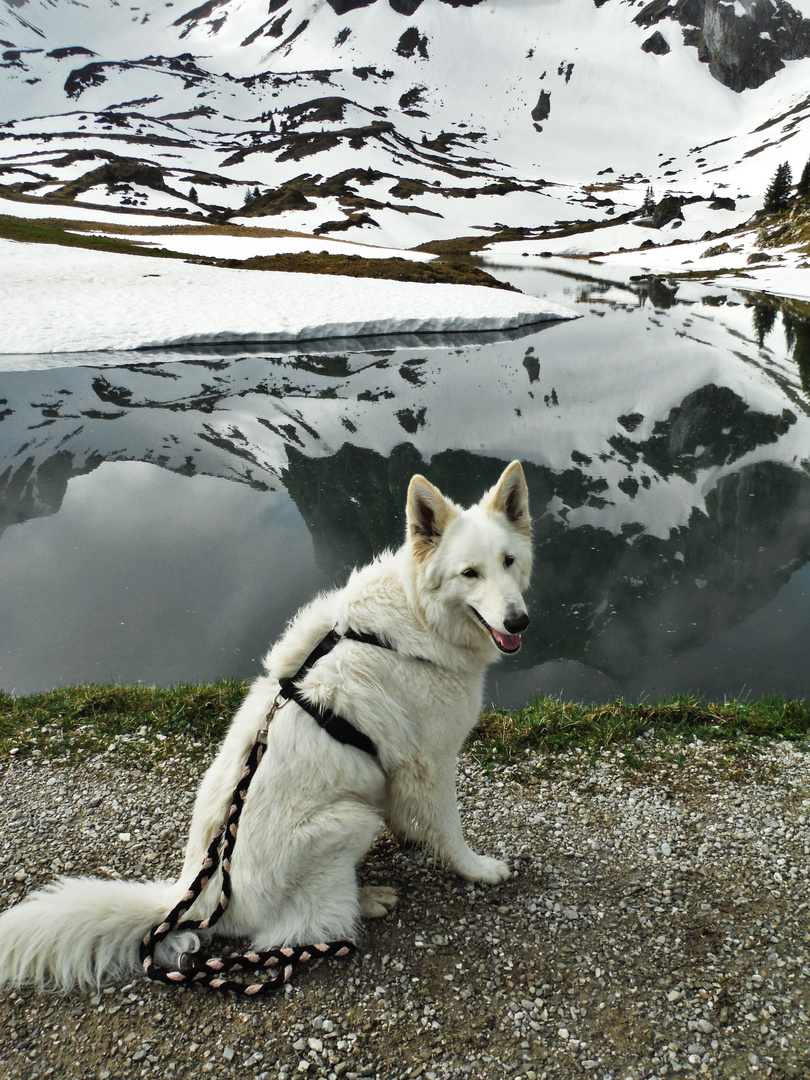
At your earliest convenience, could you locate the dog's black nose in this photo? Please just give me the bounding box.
[505,612,530,634]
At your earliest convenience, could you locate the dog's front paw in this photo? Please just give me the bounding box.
[359,885,399,918]
[460,855,511,885]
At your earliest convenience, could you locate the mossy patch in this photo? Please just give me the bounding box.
[220,251,517,289]
[0,213,179,258]
[756,201,810,254]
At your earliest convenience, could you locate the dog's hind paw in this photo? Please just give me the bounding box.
[154,930,201,972]
[359,885,399,918]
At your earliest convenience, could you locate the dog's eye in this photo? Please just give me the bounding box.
[462,567,480,578]
[504,555,515,568]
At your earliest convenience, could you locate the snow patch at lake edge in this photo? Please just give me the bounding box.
[0,239,577,360]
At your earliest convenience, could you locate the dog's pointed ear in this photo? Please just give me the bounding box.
[407,474,458,561]
[484,461,531,535]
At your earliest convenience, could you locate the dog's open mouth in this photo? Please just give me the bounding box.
[472,609,522,653]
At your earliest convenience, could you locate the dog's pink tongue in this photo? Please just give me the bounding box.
[492,629,521,652]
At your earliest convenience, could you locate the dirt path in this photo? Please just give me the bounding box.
[0,741,808,1079]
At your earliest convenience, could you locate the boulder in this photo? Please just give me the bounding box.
[531,91,551,123]
[642,30,671,54]
[649,195,685,228]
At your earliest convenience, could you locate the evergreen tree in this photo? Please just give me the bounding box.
[752,303,777,347]
[764,162,793,212]
[797,156,810,197]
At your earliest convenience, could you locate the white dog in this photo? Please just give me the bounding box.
[0,461,532,991]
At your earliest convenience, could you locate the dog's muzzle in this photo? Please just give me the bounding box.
[472,608,529,653]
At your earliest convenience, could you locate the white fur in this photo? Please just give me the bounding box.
[0,462,532,991]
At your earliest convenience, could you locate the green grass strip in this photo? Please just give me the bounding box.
[0,212,179,257]
[0,682,246,763]
[476,693,810,763]
[1,685,809,766]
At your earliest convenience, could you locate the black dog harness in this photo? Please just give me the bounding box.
[277,627,394,760]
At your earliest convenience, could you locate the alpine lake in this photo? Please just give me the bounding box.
[2,258,809,709]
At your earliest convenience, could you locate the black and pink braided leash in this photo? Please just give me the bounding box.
[140,696,355,996]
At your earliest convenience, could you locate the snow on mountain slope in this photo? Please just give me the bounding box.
[2,0,810,280]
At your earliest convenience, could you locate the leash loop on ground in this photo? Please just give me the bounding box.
[140,695,355,996]
[140,626,399,995]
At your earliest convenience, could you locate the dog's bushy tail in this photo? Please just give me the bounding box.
[0,875,178,991]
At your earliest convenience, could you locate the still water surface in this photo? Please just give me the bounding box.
[1,263,809,705]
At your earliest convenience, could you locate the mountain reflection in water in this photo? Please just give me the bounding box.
[1,265,809,706]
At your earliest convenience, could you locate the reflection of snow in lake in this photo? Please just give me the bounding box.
[1,267,809,704]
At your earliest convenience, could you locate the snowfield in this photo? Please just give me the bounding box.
[0,237,576,360]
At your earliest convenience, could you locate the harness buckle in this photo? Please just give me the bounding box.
[257,692,288,745]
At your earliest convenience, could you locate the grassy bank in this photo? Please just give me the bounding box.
[1,684,808,768]
[0,213,513,289]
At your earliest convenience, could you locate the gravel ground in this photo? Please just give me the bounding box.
[0,739,808,1080]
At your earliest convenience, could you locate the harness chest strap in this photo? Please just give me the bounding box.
[275,626,400,760]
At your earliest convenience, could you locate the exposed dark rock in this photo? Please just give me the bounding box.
[649,194,684,227]
[558,60,575,82]
[635,0,673,29]
[266,12,292,38]
[314,212,379,234]
[674,0,704,25]
[353,66,394,80]
[642,30,671,55]
[389,0,424,13]
[325,0,377,14]
[272,18,309,50]
[283,96,349,126]
[399,85,427,110]
[47,47,96,60]
[396,26,429,59]
[50,157,173,199]
[640,0,810,92]
[240,187,316,215]
[64,62,108,99]
[702,2,785,91]
[531,90,551,123]
[172,0,230,30]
